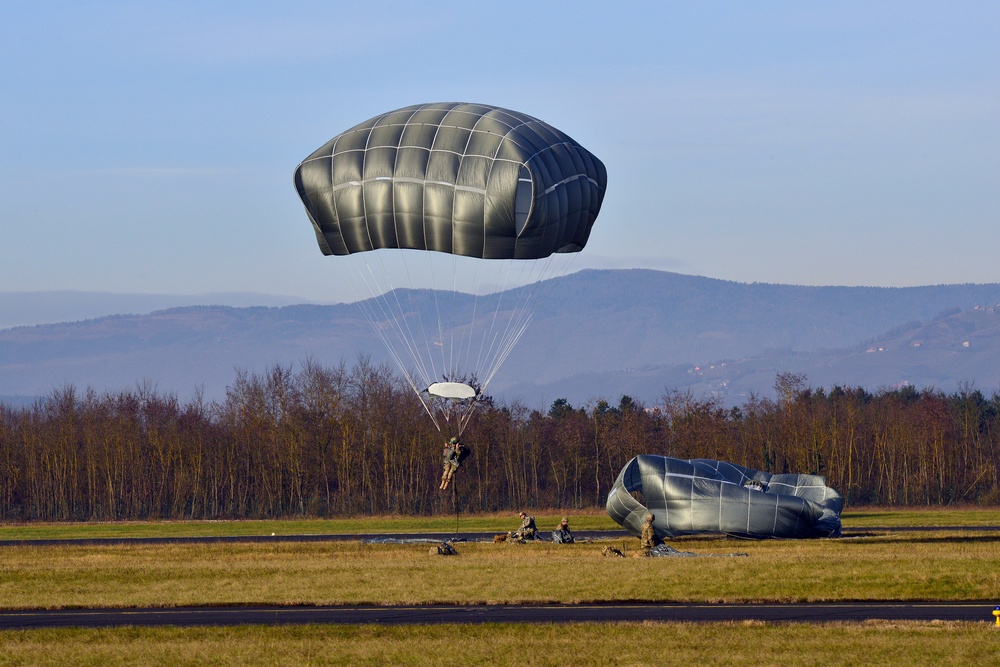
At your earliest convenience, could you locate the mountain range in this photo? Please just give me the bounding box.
[3,269,1000,409]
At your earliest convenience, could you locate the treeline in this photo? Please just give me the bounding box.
[0,362,998,521]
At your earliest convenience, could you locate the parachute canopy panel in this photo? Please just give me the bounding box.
[606,455,843,539]
[293,102,607,260]
[426,382,477,400]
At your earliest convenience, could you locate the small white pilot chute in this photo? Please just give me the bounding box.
[419,381,480,434]
[426,382,477,400]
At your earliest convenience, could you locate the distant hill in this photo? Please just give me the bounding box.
[0,290,319,329]
[2,270,1000,408]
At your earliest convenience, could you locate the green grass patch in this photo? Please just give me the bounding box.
[842,506,1000,528]
[0,511,619,541]
[2,507,999,542]
[0,621,997,666]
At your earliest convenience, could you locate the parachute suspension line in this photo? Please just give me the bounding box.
[461,254,487,383]
[447,251,461,381]
[357,253,432,390]
[414,391,443,432]
[393,249,440,389]
[345,247,580,434]
[473,257,521,391]
[350,269,421,392]
[462,255,481,381]
[479,288,536,393]
[349,254,443,432]
[478,257,543,384]
[480,314,532,394]
[373,250,436,388]
[386,249,451,432]
[426,251,447,385]
[457,395,482,435]
[475,252,579,396]
[416,251,478,434]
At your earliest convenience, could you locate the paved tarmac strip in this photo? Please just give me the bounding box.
[3,526,999,548]
[0,532,595,547]
[0,602,994,629]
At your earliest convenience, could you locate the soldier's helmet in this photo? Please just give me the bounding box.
[449,437,458,444]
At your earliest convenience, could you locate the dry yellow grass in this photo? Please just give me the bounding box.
[0,621,998,666]
[2,512,997,665]
[1,529,998,609]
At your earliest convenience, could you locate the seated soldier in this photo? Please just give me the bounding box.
[508,511,537,541]
[551,517,574,544]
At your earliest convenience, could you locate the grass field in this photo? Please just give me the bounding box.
[1,508,998,665]
[1,530,999,608]
[2,506,999,541]
[1,508,999,607]
[0,511,620,541]
[0,621,998,666]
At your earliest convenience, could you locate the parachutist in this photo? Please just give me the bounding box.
[439,436,470,490]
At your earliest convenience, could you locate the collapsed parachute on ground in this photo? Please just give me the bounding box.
[294,103,606,433]
[606,455,843,539]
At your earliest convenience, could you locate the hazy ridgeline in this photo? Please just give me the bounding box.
[0,361,998,521]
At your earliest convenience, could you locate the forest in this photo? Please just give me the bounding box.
[0,358,997,521]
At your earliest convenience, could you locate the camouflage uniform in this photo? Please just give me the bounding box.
[636,513,657,556]
[552,517,575,544]
[439,437,469,490]
[512,512,536,540]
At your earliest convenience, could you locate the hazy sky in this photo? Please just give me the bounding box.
[2,1,998,303]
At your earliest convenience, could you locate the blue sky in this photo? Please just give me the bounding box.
[1,1,998,303]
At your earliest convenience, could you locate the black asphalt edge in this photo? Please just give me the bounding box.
[1,602,996,629]
[0,531,626,547]
[2,526,999,548]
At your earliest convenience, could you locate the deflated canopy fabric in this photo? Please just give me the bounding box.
[293,102,607,260]
[606,455,843,539]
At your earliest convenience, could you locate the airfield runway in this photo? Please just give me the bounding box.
[5,525,998,548]
[0,602,994,629]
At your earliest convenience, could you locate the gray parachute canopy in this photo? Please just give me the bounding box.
[606,455,843,539]
[293,102,607,260]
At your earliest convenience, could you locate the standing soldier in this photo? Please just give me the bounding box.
[636,513,657,556]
